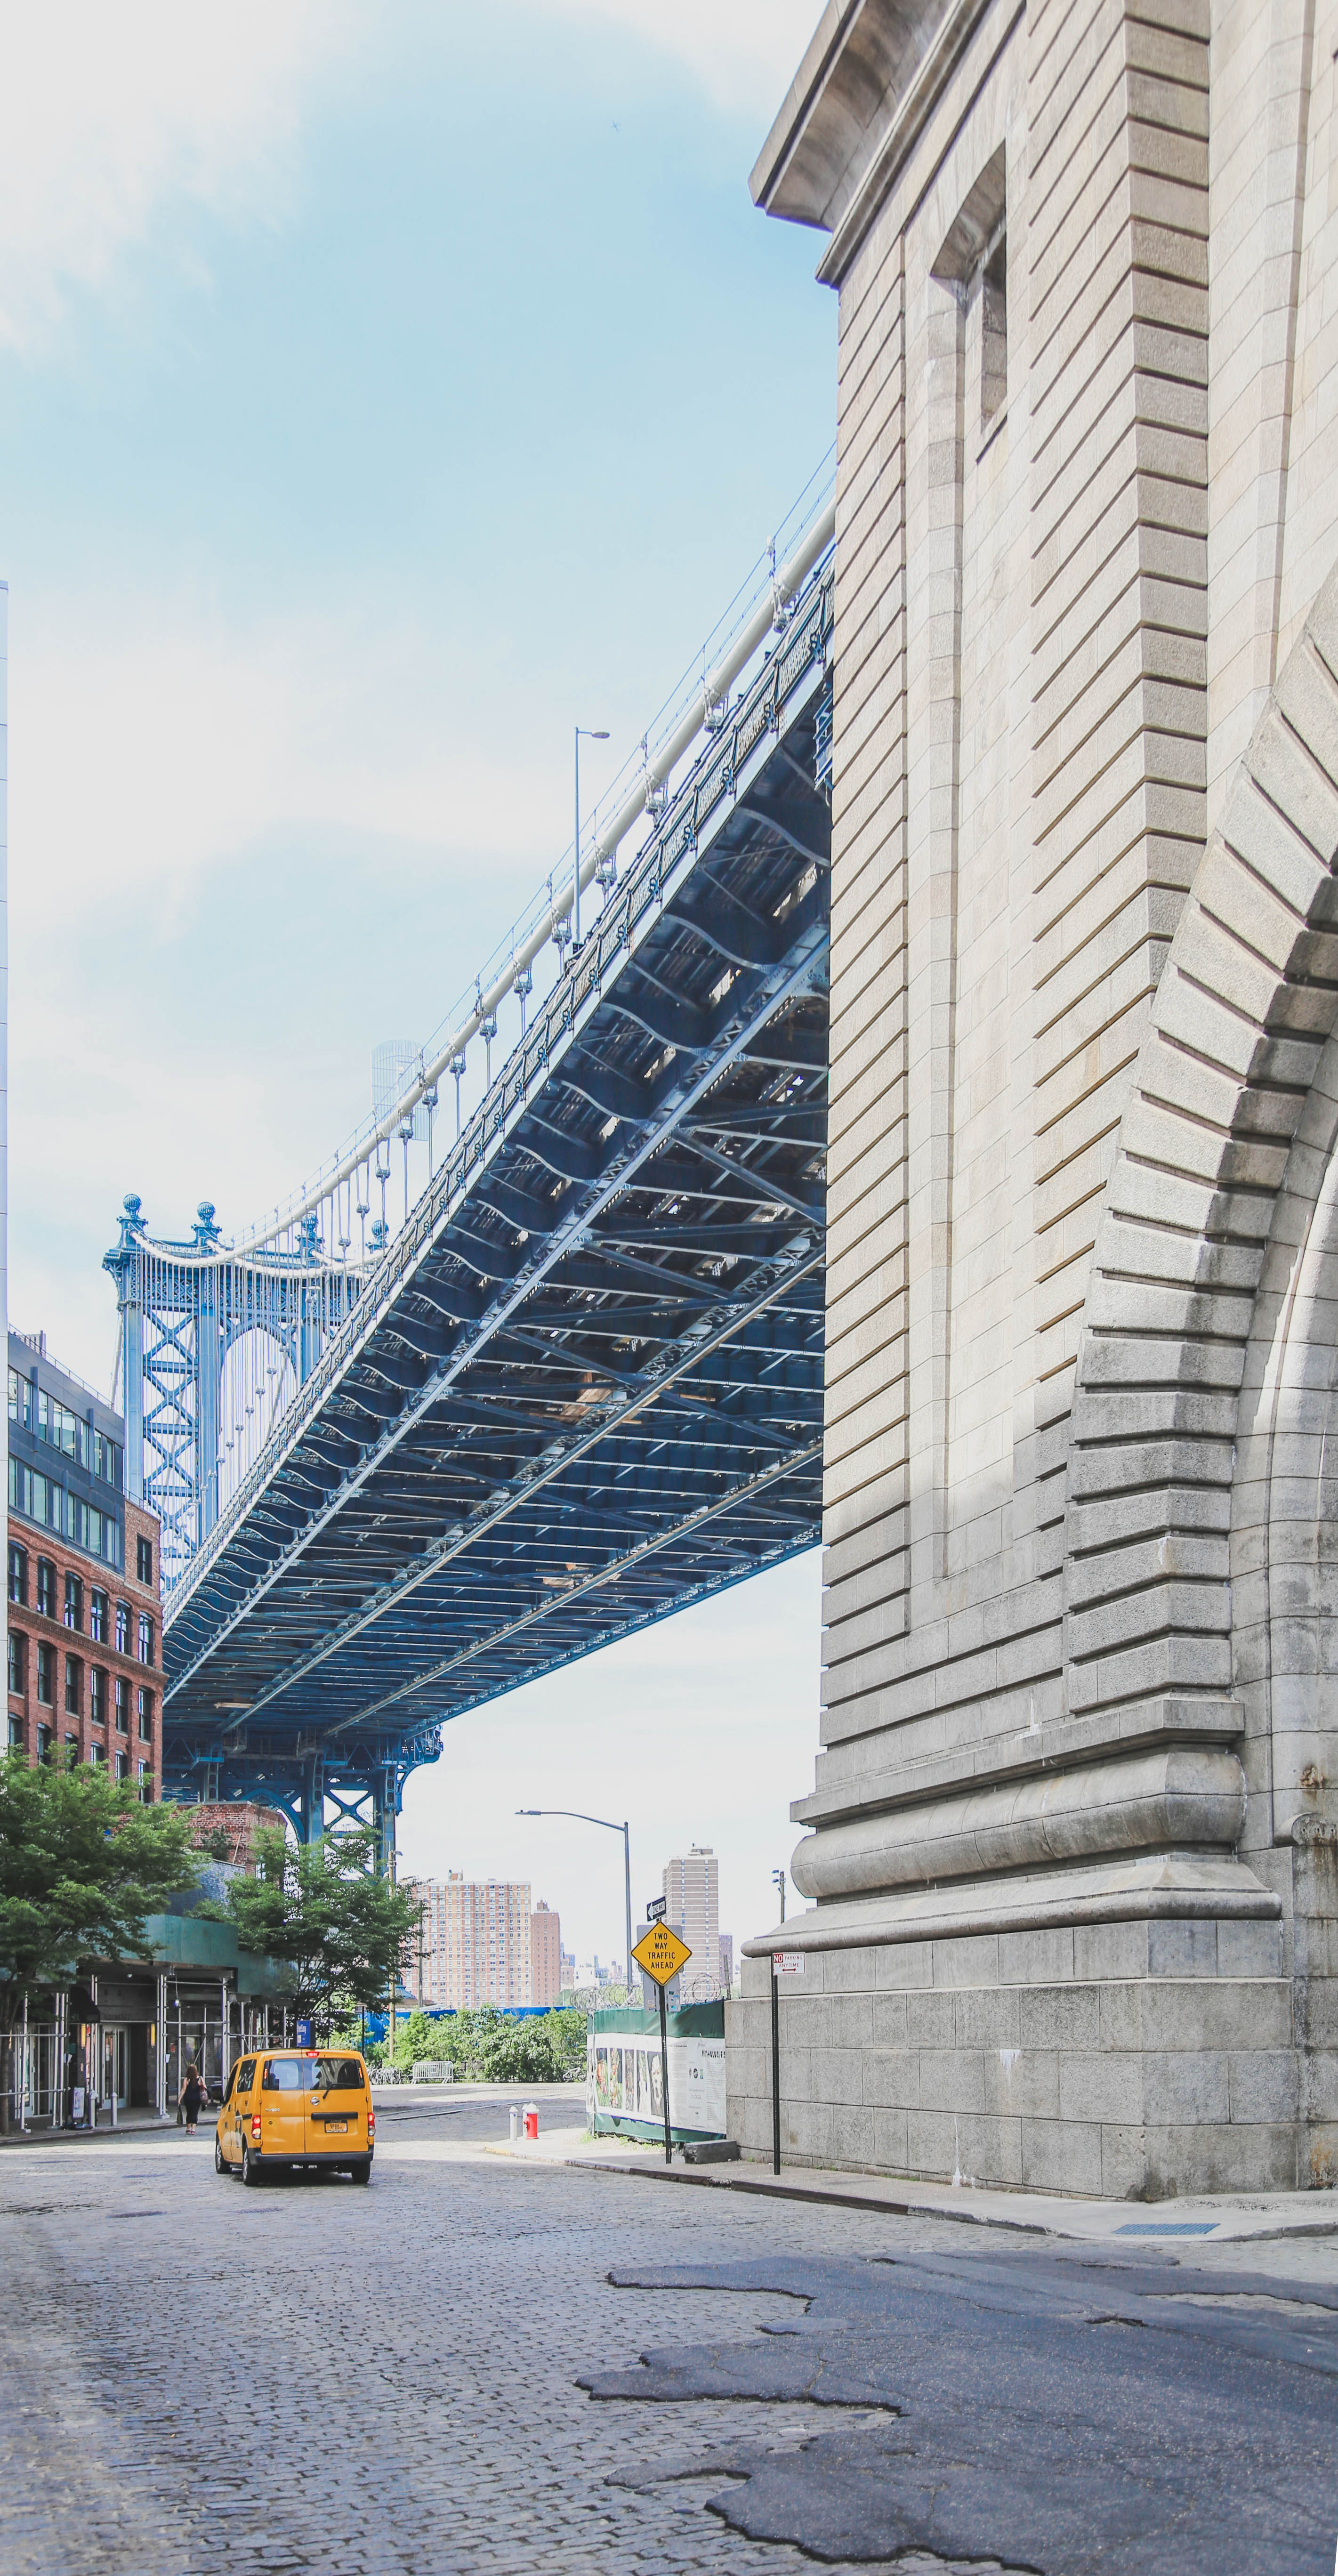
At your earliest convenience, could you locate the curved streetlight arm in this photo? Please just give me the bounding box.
[517,1809,634,1995]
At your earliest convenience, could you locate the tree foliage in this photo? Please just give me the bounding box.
[225,1827,418,2031]
[388,2004,586,2083]
[0,1751,198,2036]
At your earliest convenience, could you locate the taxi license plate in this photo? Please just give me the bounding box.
[324,2119,348,2133]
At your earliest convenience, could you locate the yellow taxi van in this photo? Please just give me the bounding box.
[215,2048,375,2185]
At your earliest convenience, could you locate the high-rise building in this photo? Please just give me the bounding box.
[409,1873,533,2009]
[530,1899,563,2005]
[559,1946,577,1992]
[663,1846,719,1999]
[6,1332,163,1798]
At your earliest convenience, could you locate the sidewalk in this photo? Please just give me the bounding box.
[0,2108,181,2149]
[490,2124,1338,2245]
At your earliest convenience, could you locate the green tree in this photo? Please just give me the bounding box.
[225,1827,418,2034]
[388,2006,448,2074]
[411,2004,586,2083]
[0,1752,199,2132]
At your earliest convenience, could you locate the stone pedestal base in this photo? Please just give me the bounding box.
[726,1915,1328,2199]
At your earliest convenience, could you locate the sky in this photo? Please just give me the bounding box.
[0,0,835,1967]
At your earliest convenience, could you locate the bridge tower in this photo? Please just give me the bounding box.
[103,1196,433,1846]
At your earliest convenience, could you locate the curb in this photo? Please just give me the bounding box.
[560,2152,1338,2245]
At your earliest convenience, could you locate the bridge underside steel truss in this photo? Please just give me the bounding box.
[161,561,833,1831]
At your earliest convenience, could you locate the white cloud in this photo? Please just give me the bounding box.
[8,589,556,919]
[534,0,822,118]
[0,0,355,353]
[0,0,821,358]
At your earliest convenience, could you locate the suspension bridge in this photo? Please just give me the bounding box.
[107,485,836,1856]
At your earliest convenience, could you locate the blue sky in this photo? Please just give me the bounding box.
[1,0,834,1964]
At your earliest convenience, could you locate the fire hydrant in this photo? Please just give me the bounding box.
[523,2102,539,2140]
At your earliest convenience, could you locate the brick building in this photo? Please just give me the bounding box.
[407,1873,533,2009]
[530,1899,563,2006]
[6,1332,163,1796]
[663,1845,720,1999]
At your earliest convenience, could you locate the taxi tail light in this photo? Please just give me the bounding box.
[366,2107,374,2138]
[250,2112,261,2140]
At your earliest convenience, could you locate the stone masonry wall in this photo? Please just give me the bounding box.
[741,0,1338,2195]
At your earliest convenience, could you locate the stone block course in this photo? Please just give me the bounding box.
[734,0,1338,2202]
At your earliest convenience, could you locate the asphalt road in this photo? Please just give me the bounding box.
[1,2116,1335,2576]
[369,2081,587,2143]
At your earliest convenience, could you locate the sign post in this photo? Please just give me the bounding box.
[771,1951,803,2177]
[631,1918,692,2165]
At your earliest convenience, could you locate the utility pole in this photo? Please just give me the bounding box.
[517,1808,632,1993]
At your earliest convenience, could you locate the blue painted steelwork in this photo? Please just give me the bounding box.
[136,549,833,1840]
[104,1199,360,1594]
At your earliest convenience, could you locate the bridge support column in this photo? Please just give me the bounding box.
[298,1759,324,1847]
[195,1274,220,1546]
[372,1772,396,1882]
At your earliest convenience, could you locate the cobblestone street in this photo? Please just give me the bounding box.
[2,2099,1335,2576]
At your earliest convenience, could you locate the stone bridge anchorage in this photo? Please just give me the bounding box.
[730,0,1338,2198]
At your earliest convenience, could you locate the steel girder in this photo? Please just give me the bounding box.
[161,562,833,1813]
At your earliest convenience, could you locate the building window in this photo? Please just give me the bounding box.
[64,1572,83,1632]
[64,1733,79,1762]
[91,1429,122,1491]
[137,1533,153,1587]
[115,1600,129,1654]
[137,1687,153,1743]
[980,228,1007,426]
[8,1543,27,1607]
[8,1366,32,1432]
[37,1559,56,1620]
[8,1632,25,1698]
[7,1715,20,1750]
[137,1763,152,1799]
[89,1741,103,1766]
[115,1750,129,1781]
[37,1389,86,1464]
[137,1613,153,1665]
[90,1666,107,1727]
[64,1655,82,1716]
[36,1643,54,1706]
[36,1724,51,1762]
[114,1675,129,1733]
[89,1588,108,1643]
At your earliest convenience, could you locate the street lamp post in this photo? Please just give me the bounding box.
[772,1869,787,1924]
[573,726,609,952]
[517,1808,632,1994]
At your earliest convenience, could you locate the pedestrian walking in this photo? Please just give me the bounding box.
[179,2062,207,2136]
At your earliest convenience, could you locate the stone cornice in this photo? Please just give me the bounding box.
[750,0,1015,289]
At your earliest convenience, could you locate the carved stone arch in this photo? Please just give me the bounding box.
[1065,558,1338,1813]
[1233,1024,1338,1852]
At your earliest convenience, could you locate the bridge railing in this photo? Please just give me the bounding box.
[231,460,836,1262]
[162,543,835,1627]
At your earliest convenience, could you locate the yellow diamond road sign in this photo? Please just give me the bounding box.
[632,1922,692,1987]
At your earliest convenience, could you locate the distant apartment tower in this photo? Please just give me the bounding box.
[6,1332,163,1797]
[410,1873,533,2009]
[530,1899,563,2006]
[559,1946,577,1992]
[663,1845,719,1998]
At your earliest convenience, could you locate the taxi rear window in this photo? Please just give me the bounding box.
[261,2056,306,2091]
[314,2056,364,2092]
[234,2057,256,2093]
